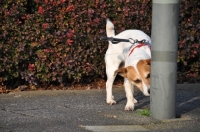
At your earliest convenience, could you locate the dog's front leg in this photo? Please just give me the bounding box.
[124,78,135,111]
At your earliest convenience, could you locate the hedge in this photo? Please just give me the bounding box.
[0,0,199,88]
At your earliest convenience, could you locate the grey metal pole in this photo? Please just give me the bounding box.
[150,0,179,120]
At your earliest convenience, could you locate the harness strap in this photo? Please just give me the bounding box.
[129,43,151,56]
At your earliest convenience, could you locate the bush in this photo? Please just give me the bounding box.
[178,0,200,83]
[0,0,199,88]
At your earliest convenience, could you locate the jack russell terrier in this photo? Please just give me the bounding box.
[105,19,151,111]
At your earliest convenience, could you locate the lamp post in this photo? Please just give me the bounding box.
[150,0,179,120]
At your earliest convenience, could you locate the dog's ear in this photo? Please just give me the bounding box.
[114,68,127,78]
[145,59,151,65]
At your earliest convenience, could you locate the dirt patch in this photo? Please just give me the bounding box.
[0,78,124,94]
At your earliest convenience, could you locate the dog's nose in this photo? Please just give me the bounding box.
[148,89,150,94]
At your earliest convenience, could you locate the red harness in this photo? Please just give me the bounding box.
[128,43,151,56]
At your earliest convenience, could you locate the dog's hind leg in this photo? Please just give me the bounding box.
[105,55,123,105]
[106,66,117,105]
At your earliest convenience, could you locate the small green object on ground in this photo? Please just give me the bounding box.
[137,109,151,116]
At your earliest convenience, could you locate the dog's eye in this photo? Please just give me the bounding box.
[146,73,150,79]
[134,79,141,83]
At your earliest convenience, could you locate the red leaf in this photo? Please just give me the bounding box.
[66,5,75,12]
[42,23,49,29]
[66,39,73,45]
[28,64,36,71]
[38,6,44,14]
[67,30,75,38]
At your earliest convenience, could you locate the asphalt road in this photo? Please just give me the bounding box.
[0,84,200,132]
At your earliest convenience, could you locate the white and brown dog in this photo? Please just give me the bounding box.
[105,19,151,111]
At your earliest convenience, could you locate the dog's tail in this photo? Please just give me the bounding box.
[106,19,115,37]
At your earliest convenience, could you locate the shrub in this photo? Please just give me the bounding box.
[0,0,199,88]
[178,0,200,83]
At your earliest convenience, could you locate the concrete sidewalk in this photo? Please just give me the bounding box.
[0,84,200,132]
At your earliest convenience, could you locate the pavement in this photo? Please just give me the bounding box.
[0,84,200,132]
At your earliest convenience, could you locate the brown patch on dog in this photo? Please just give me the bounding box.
[136,59,151,86]
[114,66,143,91]
[114,59,151,93]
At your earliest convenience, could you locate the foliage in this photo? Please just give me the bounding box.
[178,0,200,83]
[137,108,151,116]
[0,0,199,88]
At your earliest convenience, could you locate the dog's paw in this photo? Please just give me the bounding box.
[107,99,116,105]
[107,97,116,105]
[125,103,134,111]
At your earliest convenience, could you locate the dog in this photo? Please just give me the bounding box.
[105,19,151,111]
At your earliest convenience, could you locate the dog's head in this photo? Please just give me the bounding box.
[114,59,151,96]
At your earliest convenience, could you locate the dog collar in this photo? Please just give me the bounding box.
[129,43,151,56]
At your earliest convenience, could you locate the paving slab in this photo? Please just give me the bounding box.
[84,125,148,132]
